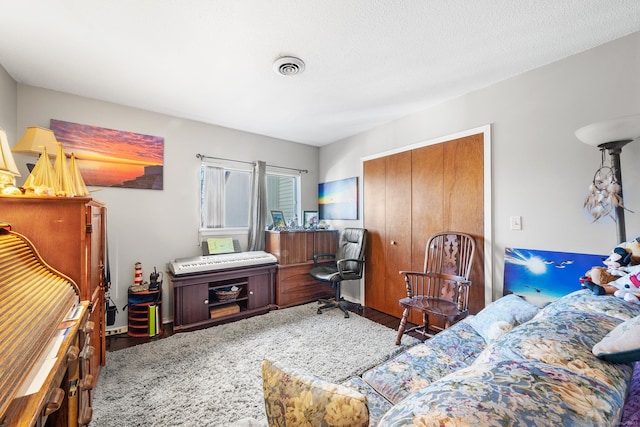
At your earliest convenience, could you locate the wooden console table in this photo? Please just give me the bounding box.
[265,229,338,307]
[170,264,276,332]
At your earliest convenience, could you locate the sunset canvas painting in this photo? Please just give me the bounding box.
[50,119,164,190]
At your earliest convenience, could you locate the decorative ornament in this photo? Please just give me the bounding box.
[584,149,633,222]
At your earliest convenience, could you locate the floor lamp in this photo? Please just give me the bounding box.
[575,114,640,244]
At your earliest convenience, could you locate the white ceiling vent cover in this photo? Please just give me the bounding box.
[273,56,305,76]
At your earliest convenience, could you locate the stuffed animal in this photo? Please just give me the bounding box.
[603,246,633,270]
[607,265,640,304]
[582,236,640,296]
[618,237,640,266]
[582,266,624,295]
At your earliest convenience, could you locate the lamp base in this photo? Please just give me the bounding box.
[0,171,21,195]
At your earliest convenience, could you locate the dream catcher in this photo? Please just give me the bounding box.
[584,149,632,222]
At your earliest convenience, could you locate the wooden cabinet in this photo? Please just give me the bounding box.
[170,264,276,332]
[265,229,338,307]
[0,195,107,384]
[364,134,485,323]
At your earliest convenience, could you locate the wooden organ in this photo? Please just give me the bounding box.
[0,224,93,427]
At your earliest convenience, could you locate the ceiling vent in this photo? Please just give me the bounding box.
[273,56,305,76]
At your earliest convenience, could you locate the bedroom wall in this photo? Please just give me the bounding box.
[0,65,17,145]
[13,86,320,329]
[319,31,640,302]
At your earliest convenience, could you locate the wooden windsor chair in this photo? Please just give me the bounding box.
[396,231,475,345]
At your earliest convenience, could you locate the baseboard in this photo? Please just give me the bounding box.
[106,325,128,336]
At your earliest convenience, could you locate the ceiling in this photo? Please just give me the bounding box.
[1,1,639,147]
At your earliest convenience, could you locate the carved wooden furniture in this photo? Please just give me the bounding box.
[0,196,107,386]
[309,228,368,318]
[265,229,338,307]
[0,225,92,426]
[170,263,276,332]
[396,232,476,344]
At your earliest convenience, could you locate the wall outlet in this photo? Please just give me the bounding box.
[510,216,522,230]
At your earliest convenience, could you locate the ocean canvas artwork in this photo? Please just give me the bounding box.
[503,247,606,307]
[318,177,358,220]
[50,119,164,190]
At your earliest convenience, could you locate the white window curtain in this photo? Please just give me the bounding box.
[202,166,225,228]
[248,160,267,251]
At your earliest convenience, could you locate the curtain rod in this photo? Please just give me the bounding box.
[196,154,308,174]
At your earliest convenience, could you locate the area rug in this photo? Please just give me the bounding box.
[91,303,416,426]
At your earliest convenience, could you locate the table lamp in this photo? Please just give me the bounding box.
[12,126,60,157]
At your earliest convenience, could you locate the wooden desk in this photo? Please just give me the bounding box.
[265,229,338,307]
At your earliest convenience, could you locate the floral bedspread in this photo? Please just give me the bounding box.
[374,291,640,426]
[261,291,640,426]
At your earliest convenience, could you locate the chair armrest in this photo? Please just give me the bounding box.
[262,359,369,427]
[399,271,472,302]
[399,270,470,285]
[337,258,366,279]
[313,253,336,267]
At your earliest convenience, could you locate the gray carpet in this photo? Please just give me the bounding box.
[91,303,416,426]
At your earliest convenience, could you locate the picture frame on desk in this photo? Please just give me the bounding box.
[303,210,318,228]
[271,210,286,228]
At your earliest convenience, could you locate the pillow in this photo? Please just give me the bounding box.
[261,359,369,427]
[466,294,539,343]
[593,315,640,363]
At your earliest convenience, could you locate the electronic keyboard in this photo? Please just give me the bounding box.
[168,250,277,276]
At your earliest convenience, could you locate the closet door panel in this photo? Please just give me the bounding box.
[444,133,485,314]
[410,143,444,325]
[411,143,444,268]
[364,157,387,310]
[383,151,412,317]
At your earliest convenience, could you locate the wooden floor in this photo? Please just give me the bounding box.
[106,305,418,352]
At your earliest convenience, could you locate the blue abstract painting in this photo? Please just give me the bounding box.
[503,247,606,307]
[318,177,358,220]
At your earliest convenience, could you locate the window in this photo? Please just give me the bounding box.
[200,162,300,229]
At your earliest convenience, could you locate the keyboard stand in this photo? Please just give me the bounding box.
[170,263,277,332]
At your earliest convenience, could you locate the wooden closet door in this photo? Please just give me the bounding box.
[364,151,412,317]
[409,143,444,325]
[444,134,485,314]
[384,151,412,317]
[364,157,387,311]
[364,132,486,319]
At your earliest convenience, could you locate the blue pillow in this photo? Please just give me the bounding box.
[466,294,539,343]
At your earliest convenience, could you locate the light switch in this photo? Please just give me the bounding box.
[510,216,522,230]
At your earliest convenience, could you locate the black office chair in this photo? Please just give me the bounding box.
[309,228,368,318]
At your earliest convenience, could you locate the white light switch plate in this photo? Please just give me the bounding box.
[510,216,522,230]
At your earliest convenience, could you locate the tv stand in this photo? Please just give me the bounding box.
[170,264,276,332]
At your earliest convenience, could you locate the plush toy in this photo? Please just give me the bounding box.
[607,265,640,304]
[618,237,640,266]
[582,236,640,296]
[582,266,624,295]
[603,246,633,270]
